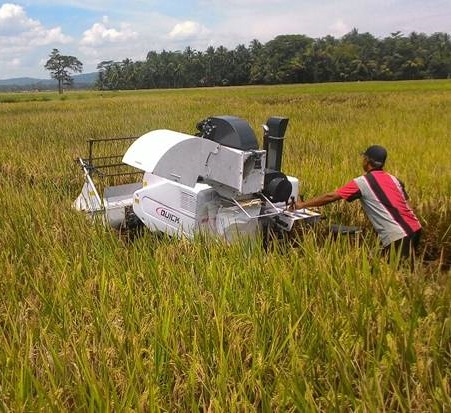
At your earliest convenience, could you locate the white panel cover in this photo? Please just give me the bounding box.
[123,128,263,193]
[123,129,195,173]
[123,129,224,188]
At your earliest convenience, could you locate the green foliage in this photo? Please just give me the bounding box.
[44,49,83,94]
[0,82,450,411]
[96,31,451,90]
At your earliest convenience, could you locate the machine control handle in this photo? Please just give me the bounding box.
[286,194,305,211]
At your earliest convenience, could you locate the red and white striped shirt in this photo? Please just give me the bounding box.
[336,170,421,246]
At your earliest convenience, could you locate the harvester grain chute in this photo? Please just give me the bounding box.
[74,116,321,241]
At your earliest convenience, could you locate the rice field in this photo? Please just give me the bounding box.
[0,80,450,411]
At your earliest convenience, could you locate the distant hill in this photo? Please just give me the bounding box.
[0,72,98,91]
[72,72,99,85]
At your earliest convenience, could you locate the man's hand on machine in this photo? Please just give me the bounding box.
[287,196,306,211]
[288,191,342,211]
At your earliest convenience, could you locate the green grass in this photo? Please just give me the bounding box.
[0,80,450,411]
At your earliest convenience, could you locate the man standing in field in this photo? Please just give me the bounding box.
[293,145,422,261]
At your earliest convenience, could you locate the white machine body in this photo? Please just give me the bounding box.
[131,174,262,241]
[123,129,266,198]
[133,174,218,237]
[74,117,321,241]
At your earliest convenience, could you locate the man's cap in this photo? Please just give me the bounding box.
[362,145,387,167]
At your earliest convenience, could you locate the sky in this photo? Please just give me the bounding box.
[1,0,450,79]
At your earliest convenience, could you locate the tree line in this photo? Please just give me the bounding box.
[95,30,451,90]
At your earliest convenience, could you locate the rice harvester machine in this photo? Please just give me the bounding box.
[74,116,320,241]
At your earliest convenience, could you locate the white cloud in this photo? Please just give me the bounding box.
[0,3,70,42]
[5,57,23,72]
[0,3,72,78]
[330,19,350,38]
[30,26,72,46]
[0,3,37,34]
[199,0,286,7]
[168,21,210,40]
[80,16,138,46]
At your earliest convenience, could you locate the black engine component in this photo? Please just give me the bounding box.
[196,116,259,150]
[263,171,292,203]
[263,117,289,171]
[262,117,292,203]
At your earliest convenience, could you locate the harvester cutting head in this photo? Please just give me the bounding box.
[74,115,320,241]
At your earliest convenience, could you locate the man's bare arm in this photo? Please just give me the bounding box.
[293,191,342,210]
